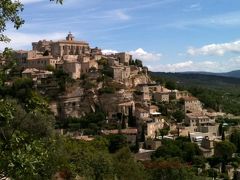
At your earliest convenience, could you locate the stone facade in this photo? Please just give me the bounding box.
[184,96,203,113]
[145,119,164,138]
[116,52,132,65]
[153,92,169,102]
[111,65,130,82]
[33,33,90,58]
[171,90,190,100]
[22,68,53,83]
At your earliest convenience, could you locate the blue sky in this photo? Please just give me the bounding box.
[2,0,240,72]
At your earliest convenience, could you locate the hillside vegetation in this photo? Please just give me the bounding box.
[150,72,240,115]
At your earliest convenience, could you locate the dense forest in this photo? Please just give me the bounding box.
[150,72,240,115]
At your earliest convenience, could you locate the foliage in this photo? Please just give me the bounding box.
[151,72,240,115]
[54,69,71,91]
[165,80,177,90]
[214,141,236,172]
[144,160,196,180]
[172,110,185,123]
[64,111,106,134]
[159,128,169,139]
[152,138,202,163]
[82,80,96,89]
[230,129,240,153]
[113,147,146,180]
[214,141,236,159]
[0,132,52,179]
[107,134,128,153]
[0,97,56,179]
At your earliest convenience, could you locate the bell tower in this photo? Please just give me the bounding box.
[66,32,74,41]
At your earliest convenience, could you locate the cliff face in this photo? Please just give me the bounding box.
[131,73,152,87]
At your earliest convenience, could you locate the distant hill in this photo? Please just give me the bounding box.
[150,71,240,115]
[150,72,240,91]
[180,70,240,79]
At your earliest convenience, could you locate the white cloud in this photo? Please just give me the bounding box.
[102,49,118,55]
[105,9,130,21]
[129,48,162,61]
[157,60,193,72]
[187,40,240,56]
[114,10,130,20]
[102,48,162,62]
[148,60,225,72]
[0,31,66,50]
[183,3,201,12]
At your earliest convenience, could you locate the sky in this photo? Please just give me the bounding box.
[2,0,240,72]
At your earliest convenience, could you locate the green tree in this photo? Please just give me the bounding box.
[135,59,143,67]
[113,147,146,180]
[144,160,196,180]
[107,134,127,153]
[172,110,185,123]
[165,80,176,90]
[152,139,182,160]
[159,128,169,139]
[214,141,236,172]
[230,129,240,153]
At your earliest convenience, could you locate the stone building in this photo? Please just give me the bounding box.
[56,61,81,79]
[135,107,150,120]
[32,33,91,58]
[171,90,189,100]
[183,96,203,113]
[185,113,218,136]
[145,118,164,138]
[90,47,102,61]
[153,92,169,102]
[136,85,151,101]
[16,50,60,69]
[116,52,132,65]
[111,65,130,82]
[22,68,53,83]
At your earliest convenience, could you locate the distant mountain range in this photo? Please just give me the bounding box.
[180,70,240,79]
[150,70,240,92]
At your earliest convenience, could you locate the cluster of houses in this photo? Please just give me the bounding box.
[1,33,227,160]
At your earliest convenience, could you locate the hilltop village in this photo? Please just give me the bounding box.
[2,33,240,179]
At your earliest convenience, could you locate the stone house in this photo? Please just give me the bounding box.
[57,61,81,79]
[22,68,53,83]
[145,118,164,138]
[136,85,151,101]
[116,52,132,65]
[81,60,98,74]
[200,136,215,157]
[185,113,218,136]
[183,96,203,113]
[135,107,150,120]
[111,65,130,82]
[153,92,169,102]
[171,90,189,100]
[16,50,60,69]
